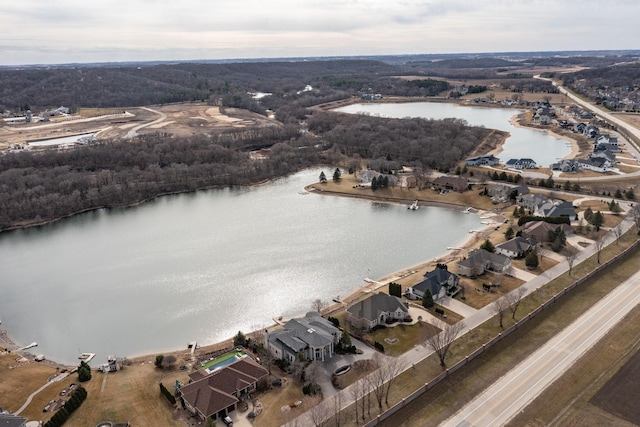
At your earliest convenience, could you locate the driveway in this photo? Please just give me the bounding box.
[317,337,376,398]
[438,295,479,318]
[509,266,538,282]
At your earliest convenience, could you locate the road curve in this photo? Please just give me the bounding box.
[440,269,640,427]
[125,107,167,138]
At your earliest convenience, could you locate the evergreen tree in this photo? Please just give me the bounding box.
[504,227,514,240]
[371,176,378,190]
[480,239,495,253]
[332,168,341,182]
[319,171,327,183]
[583,207,594,222]
[422,289,434,308]
[625,188,635,200]
[592,211,604,231]
[525,251,539,268]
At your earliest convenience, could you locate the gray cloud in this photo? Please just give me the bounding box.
[1,0,638,65]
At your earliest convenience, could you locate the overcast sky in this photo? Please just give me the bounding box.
[1,0,638,65]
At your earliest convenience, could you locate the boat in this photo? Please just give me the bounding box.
[408,200,419,210]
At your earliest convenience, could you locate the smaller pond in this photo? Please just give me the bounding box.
[335,102,572,167]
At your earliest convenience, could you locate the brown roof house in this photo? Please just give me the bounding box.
[431,175,468,192]
[457,248,512,277]
[521,221,572,243]
[179,356,268,421]
[347,293,410,331]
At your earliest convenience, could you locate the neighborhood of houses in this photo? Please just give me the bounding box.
[170,177,583,423]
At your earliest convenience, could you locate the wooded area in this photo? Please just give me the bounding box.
[1,54,637,230]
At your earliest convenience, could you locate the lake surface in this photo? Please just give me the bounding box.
[0,168,482,364]
[335,102,572,167]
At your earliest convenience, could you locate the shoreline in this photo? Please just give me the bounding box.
[2,195,498,369]
[506,112,582,159]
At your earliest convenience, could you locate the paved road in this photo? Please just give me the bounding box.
[125,107,166,138]
[441,268,640,427]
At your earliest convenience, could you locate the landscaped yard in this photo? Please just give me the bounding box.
[456,271,525,309]
[363,321,440,356]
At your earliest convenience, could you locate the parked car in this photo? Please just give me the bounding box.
[222,416,233,426]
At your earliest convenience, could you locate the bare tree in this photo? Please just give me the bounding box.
[425,321,465,367]
[349,380,362,422]
[311,298,327,313]
[564,246,578,277]
[593,232,605,264]
[614,224,623,244]
[537,244,551,261]
[630,204,640,235]
[383,356,404,406]
[306,395,326,427]
[367,354,386,410]
[332,391,343,427]
[505,286,527,320]
[491,297,511,329]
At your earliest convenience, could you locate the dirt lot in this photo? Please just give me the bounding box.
[590,346,640,425]
[0,103,278,150]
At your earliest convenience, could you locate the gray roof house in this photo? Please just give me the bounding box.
[0,414,26,427]
[517,193,547,213]
[266,312,340,363]
[406,268,459,301]
[465,155,500,166]
[457,249,512,277]
[535,201,576,218]
[347,293,409,331]
[577,157,611,173]
[496,237,537,259]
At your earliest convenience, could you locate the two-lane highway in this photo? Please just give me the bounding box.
[441,269,640,427]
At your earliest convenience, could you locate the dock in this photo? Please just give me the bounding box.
[78,352,95,363]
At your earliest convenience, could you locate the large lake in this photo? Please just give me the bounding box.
[335,102,572,167]
[0,168,482,364]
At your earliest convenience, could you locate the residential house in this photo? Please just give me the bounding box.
[431,175,468,192]
[457,249,512,277]
[521,221,572,243]
[591,149,617,164]
[535,200,576,218]
[0,414,27,427]
[496,237,537,259]
[583,124,599,138]
[265,312,340,363]
[465,155,500,166]
[551,159,580,172]
[517,193,547,213]
[356,170,398,187]
[405,268,460,300]
[577,157,611,173]
[180,356,268,421]
[505,158,537,169]
[347,293,410,331]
